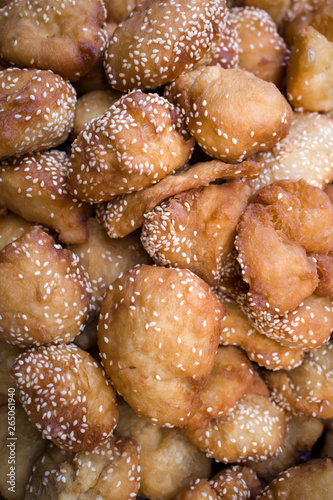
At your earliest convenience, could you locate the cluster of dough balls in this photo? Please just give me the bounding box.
[1,0,333,499]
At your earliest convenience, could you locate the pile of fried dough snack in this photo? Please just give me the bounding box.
[2,0,333,498]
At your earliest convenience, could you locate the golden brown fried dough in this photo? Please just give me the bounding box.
[282,0,327,47]
[183,393,289,463]
[141,180,252,287]
[243,0,290,24]
[104,0,143,24]
[12,343,119,452]
[166,66,292,162]
[0,150,92,245]
[74,57,111,96]
[256,458,333,499]
[104,0,226,91]
[0,0,107,81]
[0,68,76,160]
[115,401,212,500]
[0,341,22,405]
[25,436,140,500]
[264,341,333,418]
[311,252,333,296]
[0,226,91,347]
[96,159,261,238]
[0,211,33,251]
[247,415,324,483]
[98,265,224,427]
[252,112,333,190]
[67,90,194,203]
[69,218,151,312]
[71,89,123,139]
[0,403,46,500]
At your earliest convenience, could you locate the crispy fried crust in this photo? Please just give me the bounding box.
[0,150,92,245]
[11,343,119,452]
[0,341,22,405]
[0,0,107,81]
[0,226,91,347]
[0,68,76,160]
[243,0,290,24]
[0,211,33,251]
[98,265,224,427]
[67,91,194,203]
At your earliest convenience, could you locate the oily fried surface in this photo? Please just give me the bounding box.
[11,343,119,452]
[0,341,22,405]
[67,91,194,203]
[166,66,292,162]
[115,400,212,500]
[0,226,91,347]
[25,436,140,500]
[0,0,107,81]
[141,181,252,287]
[185,346,269,429]
[264,341,333,418]
[0,68,76,160]
[183,393,289,463]
[104,0,143,24]
[104,0,226,91]
[243,0,290,24]
[69,218,151,312]
[0,211,33,251]
[0,403,46,500]
[310,252,333,296]
[256,458,333,499]
[96,159,261,238]
[98,265,224,427]
[0,150,92,245]
[247,415,324,483]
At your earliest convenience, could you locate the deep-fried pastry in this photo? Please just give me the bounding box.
[98,264,224,427]
[0,341,22,405]
[11,343,119,452]
[243,0,290,24]
[0,211,33,251]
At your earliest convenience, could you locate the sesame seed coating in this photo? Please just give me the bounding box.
[0,0,108,81]
[0,226,91,347]
[243,0,290,25]
[11,343,119,452]
[0,67,76,160]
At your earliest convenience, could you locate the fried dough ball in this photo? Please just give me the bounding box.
[264,341,333,418]
[115,401,212,500]
[104,0,226,91]
[0,68,76,160]
[25,436,140,500]
[0,0,107,81]
[219,295,305,370]
[67,90,194,203]
[141,180,252,287]
[243,0,291,24]
[12,343,119,452]
[311,252,333,297]
[98,265,224,427]
[185,346,269,429]
[0,341,22,404]
[0,211,33,251]
[166,66,292,163]
[183,393,289,463]
[247,414,324,483]
[104,0,144,24]
[0,403,46,500]
[71,89,123,139]
[0,150,92,245]
[96,159,261,238]
[229,7,288,86]
[69,218,151,313]
[256,458,333,499]
[286,26,333,112]
[0,226,91,347]
[282,0,327,47]
[251,112,333,191]
[236,179,333,316]
[174,466,262,500]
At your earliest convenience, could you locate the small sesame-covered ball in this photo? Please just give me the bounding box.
[104,0,226,91]
[0,0,107,81]
[67,90,194,203]
[69,217,151,313]
[0,150,92,245]
[0,226,91,347]
[25,436,140,500]
[166,66,292,163]
[264,341,333,419]
[0,341,22,404]
[96,159,261,239]
[243,0,290,25]
[141,180,252,287]
[115,400,212,500]
[0,211,33,251]
[0,68,76,160]
[11,343,119,452]
[183,393,289,463]
[98,264,224,427]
